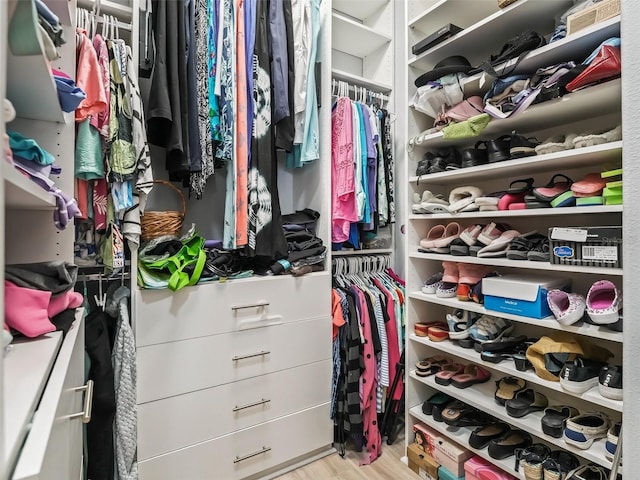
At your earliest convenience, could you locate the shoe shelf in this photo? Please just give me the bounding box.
[407,291,623,343]
[409,252,623,277]
[410,334,623,412]
[409,371,613,469]
[2,161,57,210]
[408,0,574,71]
[332,11,392,58]
[408,205,623,221]
[409,406,524,480]
[408,142,623,185]
[3,331,63,468]
[408,79,621,150]
[332,0,388,23]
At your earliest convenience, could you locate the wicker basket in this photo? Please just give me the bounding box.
[498,0,519,8]
[140,180,186,242]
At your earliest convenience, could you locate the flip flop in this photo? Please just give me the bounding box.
[533,174,573,201]
[571,172,606,196]
[448,186,483,213]
[507,177,535,194]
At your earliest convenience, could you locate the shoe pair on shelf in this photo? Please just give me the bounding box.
[547,280,622,326]
[559,357,622,400]
[421,262,498,301]
[513,444,579,480]
[422,393,495,427]
[535,125,622,155]
[470,423,533,460]
[494,377,548,418]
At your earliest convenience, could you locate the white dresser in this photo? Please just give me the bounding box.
[134,272,334,480]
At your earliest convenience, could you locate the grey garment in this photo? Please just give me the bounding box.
[5,262,77,294]
[38,15,65,47]
[269,0,290,123]
[105,286,138,480]
[185,0,202,173]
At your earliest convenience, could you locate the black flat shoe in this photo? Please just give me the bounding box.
[469,422,511,449]
[505,389,548,418]
[509,131,540,158]
[487,135,511,163]
[461,141,489,168]
[541,405,579,438]
[488,430,532,459]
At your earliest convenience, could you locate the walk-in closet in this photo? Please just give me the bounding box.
[0,1,636,479]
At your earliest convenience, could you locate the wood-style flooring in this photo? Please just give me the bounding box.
[275,439,420,480]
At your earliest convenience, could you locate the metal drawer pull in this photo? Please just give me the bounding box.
[69,380,94,423]
[232,350,271,362]
[231,301,269,311]
[233,398,271,412]
[233,446,271,464]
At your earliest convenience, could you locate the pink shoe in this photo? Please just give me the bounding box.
[586,280,621,325]
[460,224,484,246]
[442,261,459,283]
[433,222,461,248]
[477,223,511,246]
[547,289,586,326]
[458,263,495,285]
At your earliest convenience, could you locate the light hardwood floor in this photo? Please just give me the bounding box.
[275,440,420,480]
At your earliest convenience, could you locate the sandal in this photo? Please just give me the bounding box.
[444,408,494,427]
[419,224,446,249]
[469,422,511,449]
[506,233,547,261]
[415,355,450,376]
[541,405,580,438]
[494,377,526,406]
[434,363,465,386]
[505,389,548,418]
[422,392,452,415]
[450,364,491,389]
[533,174,573,202]
[527,236,550,262]
[571,172,606,196]
[507,177,535,194]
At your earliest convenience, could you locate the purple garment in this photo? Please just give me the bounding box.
[245,0,256,166]
[12,161,80,230]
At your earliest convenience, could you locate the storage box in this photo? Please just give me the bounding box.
[465,456,517,480]
[483,274,571,319]
[407,443,440,480]
[567,0,620,35]
[412,423,473,477]
[549,226,622,268]
[438,466,464,480]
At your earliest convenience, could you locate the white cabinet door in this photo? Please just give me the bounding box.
[12,315,86,480]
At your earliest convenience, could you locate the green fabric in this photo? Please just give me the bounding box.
[75,119,104,180]
[603,186,622,197]
[441,113,491,139]
[605,195,622,205]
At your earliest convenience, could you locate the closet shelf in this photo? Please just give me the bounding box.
[331,11,392,58]
[408,206,623,220]
[408,142,622,185]
[331,69,393,93]
[332,0,388,22]
[408,0,574,71]
[407,292,623,343]
[409,406,523,480]
[2,162,57,210]
[410,334,623,412]
[332,249,393,257]
[409,252,623,276]
[408,0,498,38]
[409,371,613,469]
[409,79,621,150]
[3,331,63,467]
[6,49,66,123]
[77,0,133,19]
[43,0,72,26]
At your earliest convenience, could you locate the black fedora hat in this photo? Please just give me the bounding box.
[415,55,473,87]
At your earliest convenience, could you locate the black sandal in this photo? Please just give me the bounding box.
[527,236,550,262]
[507,177,535,194]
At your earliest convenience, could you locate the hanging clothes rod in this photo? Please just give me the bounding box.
[331,78,390,106]
[332,254,391,275]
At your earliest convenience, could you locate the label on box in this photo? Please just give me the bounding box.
[419,468,437,480]
[582,246,618,261]
[551,227,588,242]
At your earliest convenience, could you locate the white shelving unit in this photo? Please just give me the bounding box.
[402,1,625,477]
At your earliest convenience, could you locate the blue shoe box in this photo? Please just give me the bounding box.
[483,274,571,319]
[438,466,464,480]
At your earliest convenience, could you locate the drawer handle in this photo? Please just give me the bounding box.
[69,380,94,423]
[232,350,271,362]
[231,301,270,311]
[233,446,271,464]
[233,398,271,412]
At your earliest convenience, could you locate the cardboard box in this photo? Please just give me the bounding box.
[465,456,517,480]
[483,274,571,319]
[438,466,464,480]
[567,0,620,35]
[412,423,473,477]
[407,443,439,480]
[549,226,622,268]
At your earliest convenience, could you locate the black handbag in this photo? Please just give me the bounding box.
[475,30,546,78]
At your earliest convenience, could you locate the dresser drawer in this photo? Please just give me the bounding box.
[137,316,331,403]
[134,272,330,347]
[12,313,86,480]
[138,359,331,460]
[139,404,332,480]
